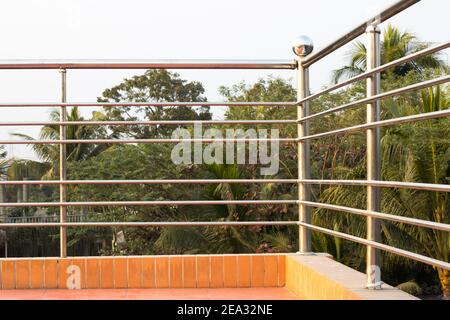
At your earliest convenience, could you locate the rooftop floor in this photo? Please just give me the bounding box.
[0,288,298,300]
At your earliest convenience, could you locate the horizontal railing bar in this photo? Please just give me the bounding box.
[301,0,421,67]
[0,138,297,145]
[0,200,299,208]
[0,179,446,193]
[300,108,450,141]
[0,59,297,70]
[0,120,297,127]
[0,101,296,108]
[299,75,450,123]
[297,41,450,104]
[300,179,450,193]
[0,179,299,185]
[301,201,450,232]
[298,221,450,270]
[0,221,298,228]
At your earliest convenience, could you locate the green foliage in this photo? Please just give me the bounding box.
[333,24,446,83]
[6,160,51,181]
[12,107,108,179]
[98,69,212,138]
[0,145,7,179]
[397,281,423,296]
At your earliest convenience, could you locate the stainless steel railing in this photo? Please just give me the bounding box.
[0,0,448,290]
[294,0,450,289]
[0,61,299,261]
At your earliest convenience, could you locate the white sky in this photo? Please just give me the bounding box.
[0,0,449,160]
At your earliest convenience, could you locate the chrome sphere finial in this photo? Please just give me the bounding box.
[292,35,314,57]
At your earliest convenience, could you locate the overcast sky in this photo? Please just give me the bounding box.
[0,0,448,159]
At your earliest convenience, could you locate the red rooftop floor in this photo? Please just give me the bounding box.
[0,288,298,300]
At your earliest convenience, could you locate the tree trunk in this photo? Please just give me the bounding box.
[437,268,450,299]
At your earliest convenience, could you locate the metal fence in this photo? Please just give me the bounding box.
[0,0,449,289]
[1,215,86,224]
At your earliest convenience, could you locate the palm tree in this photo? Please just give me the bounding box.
[0,146,8,179]
[13,107,109,179]
[155,164,258,254]
[318,86,450,297]
[332,24,446,83]
[381,86,449,297]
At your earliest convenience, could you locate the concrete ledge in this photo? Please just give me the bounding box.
[285,254,418,300]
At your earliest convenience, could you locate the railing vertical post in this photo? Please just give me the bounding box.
[59,68,67,258]
[0,184,4,218]
[366,24,382,289]
[297,60,312,254]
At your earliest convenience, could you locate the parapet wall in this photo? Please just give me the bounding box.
[0,254,285,290]
[0,253,418,300]
[285,254,418,300]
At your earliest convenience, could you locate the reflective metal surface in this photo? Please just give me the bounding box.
[299,109,450,141]
[299,179,450,193]
[0,221,298,228]
[366,24,382,288]
[292,35,314,57]
[0,138,298,145]
[301,0,421,67]
[0,120,298,127]
[0,200,299,208]
[298,75,450,123]
[297,59,312,253]
[0,59,297,70]
[0,179,299,185]
[298,221,450,270]
[59,69,68,258]
[0,101,296,108]
[297,41,450,105]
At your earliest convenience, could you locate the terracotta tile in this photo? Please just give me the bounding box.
[57,258,72,289]
[127,258,142,289]
[169,257,183,288]
[0,287,298,300]
[251,255,265,287]
[99,258,114,289]
[86,259,100,289]
[277,255,286,286]
[141,257,155,288]
[210,256,224,288]
[30,259,44,289]
[71,258,87,289]
[223,256,237,288]
[154,257,169,288]
[44,259,58,289]
[182,256,196,288]
[263,255,278,287]
[15,260,30,289]
[196,256,210,288]
[113,258,128,289]
[1,260,16,289]
[237,255,251,288]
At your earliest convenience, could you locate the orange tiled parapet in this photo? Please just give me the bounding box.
[0,254,285,290]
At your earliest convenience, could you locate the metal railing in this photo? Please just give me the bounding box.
[294,0,450,289]
[0,0,448,290]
